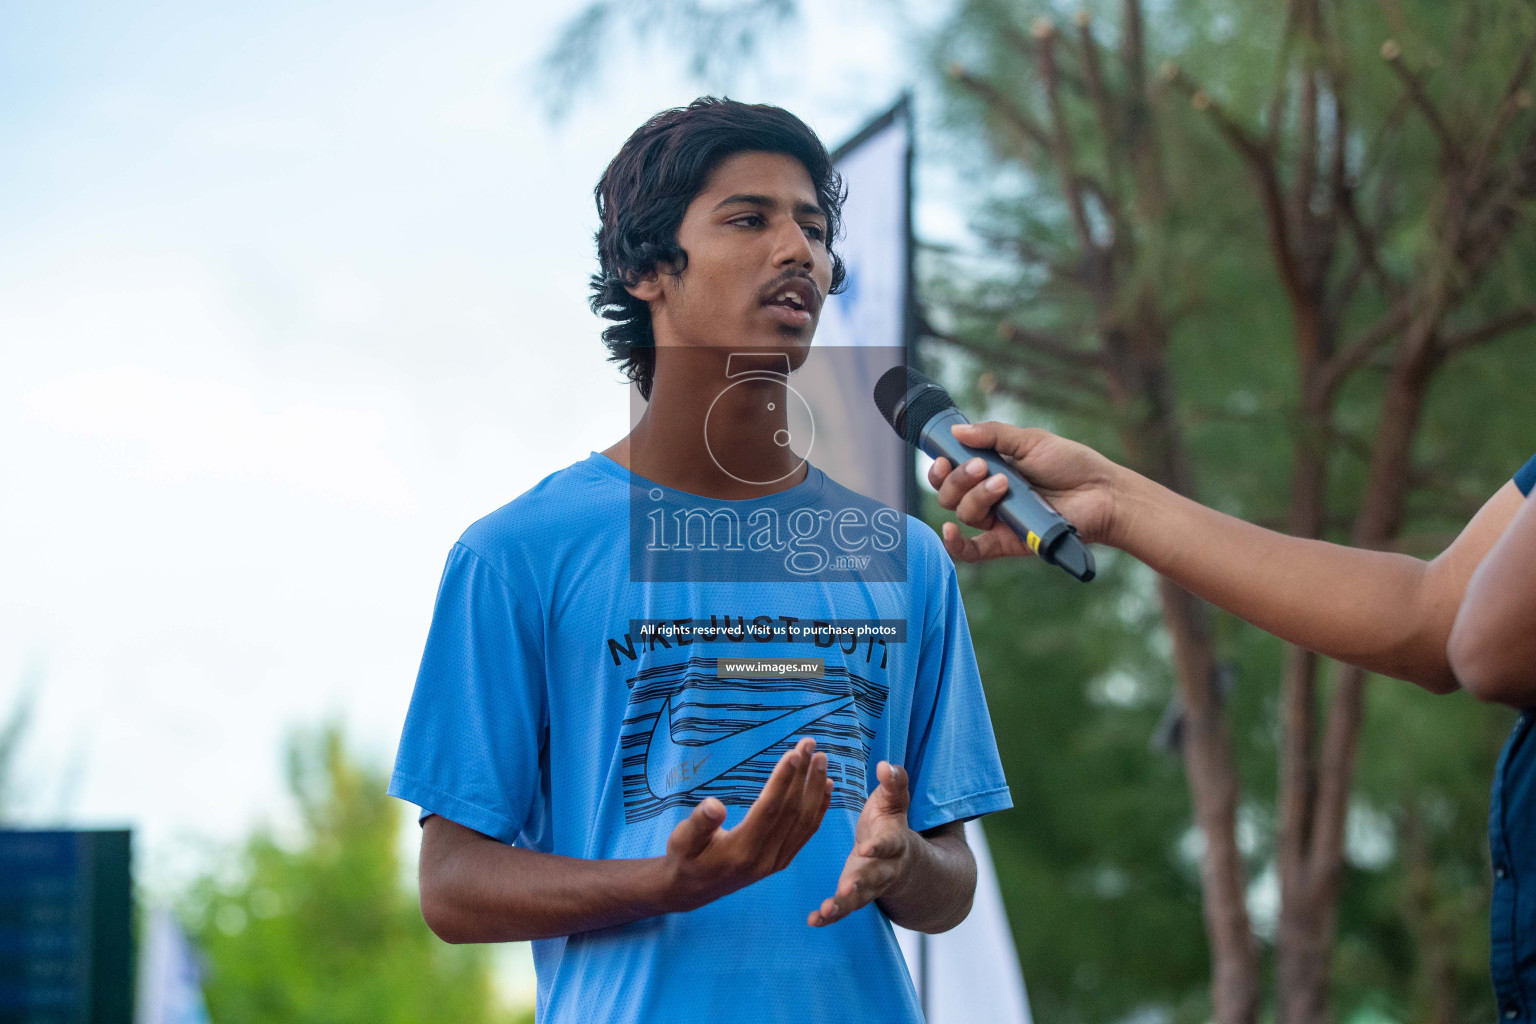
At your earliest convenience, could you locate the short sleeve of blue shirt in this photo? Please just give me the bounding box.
[904,547,1011,832]
[388,542,548,845]
[1515,453,1536,497]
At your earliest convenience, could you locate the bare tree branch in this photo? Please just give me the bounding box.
[997,320,1110,370]
[921,308,1107,370]
[1262,0,1301,147]
[1077,11,1124,194]
[1306,662,1366,909]
[996,19,1087,95]
[1294,69,1321,259]
[934,327,1110,398]
[1439,302,1536,356]
[1034,20,1100,256]
[947,65,1053,156]
[1165,64,1315,350]
[1466,35,1536,184]
[1121,0,1147,106]
[1381,41,1460,165]
[1453,125,1536,284]
[985,376,1108,420]
[1162,65,1267,163]
[1334,180,1403,300]
[1358,92,1413,183]
[1315,301,1413,400]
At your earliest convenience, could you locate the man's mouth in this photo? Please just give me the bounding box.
[761,278,819,328]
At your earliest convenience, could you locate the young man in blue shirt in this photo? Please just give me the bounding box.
[389,98,1010,1023]
[929,424,1536,1019]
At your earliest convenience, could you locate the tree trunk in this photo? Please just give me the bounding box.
[1161,580,1261,1024]
[1114,337,1259,1024]
[1275,310,1442,1024]
[1402,803,1461,1024]
[1277,391,1333,1024]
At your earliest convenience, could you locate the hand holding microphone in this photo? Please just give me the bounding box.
[874,367,1113,580]
[927,421,1120,568]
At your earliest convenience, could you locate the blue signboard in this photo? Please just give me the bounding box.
[0,831,131,1024]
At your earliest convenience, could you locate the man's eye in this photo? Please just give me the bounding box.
[733,214,765,228]
[804,225,826,242]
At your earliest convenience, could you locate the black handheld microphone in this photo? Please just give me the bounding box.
[874,366,1095,582]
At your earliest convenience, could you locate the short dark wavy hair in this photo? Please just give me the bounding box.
[590,97,848,400]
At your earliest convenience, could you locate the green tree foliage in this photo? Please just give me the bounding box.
[925,1,1536,1021]
[180,725,528,1024]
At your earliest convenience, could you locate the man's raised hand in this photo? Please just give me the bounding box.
[661,736,832,913]
[927,422,1120,563]
[808,761,913,927]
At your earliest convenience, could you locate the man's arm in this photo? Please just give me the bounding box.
[928,422,1528,694]
[420,738,832,943]
[876,819,977,933]
[1447,487,1536,707]
[806,762,978,934]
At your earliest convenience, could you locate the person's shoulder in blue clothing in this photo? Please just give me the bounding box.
[1514,452,1536,497]
[453,455,617,581]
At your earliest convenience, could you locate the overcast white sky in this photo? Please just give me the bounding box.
[0,0,972,928]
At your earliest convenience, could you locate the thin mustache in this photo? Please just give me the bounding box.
[759,272,823,308]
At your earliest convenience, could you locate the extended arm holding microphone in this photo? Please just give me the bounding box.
[928,420,1529,697]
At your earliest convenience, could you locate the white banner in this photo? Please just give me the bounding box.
[796,100,912,509]
[135,909,211,1024]
[816,102,910,353]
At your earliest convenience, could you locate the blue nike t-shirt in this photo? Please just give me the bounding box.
[389,453,1012,1024]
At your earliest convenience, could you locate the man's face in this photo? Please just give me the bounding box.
[628,150,834,361]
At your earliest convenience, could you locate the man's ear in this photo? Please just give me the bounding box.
[625,270,663,304]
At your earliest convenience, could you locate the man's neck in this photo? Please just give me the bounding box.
[602,349,809,500]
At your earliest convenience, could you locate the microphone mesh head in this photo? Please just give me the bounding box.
[873,366,954,446]
[872,366,920,426]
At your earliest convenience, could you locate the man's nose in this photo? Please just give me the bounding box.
[771,217,815,270]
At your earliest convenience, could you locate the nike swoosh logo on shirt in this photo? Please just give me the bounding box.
[643,693,855,800]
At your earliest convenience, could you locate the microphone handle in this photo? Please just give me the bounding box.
[918,407,1096,582]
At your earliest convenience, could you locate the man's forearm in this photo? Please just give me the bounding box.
[421,741,836,943]
[1110,468,1464,692]
[876,826,977,934]
[421,822,671,943]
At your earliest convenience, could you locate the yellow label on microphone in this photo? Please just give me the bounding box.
[1026,531,1041,554]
